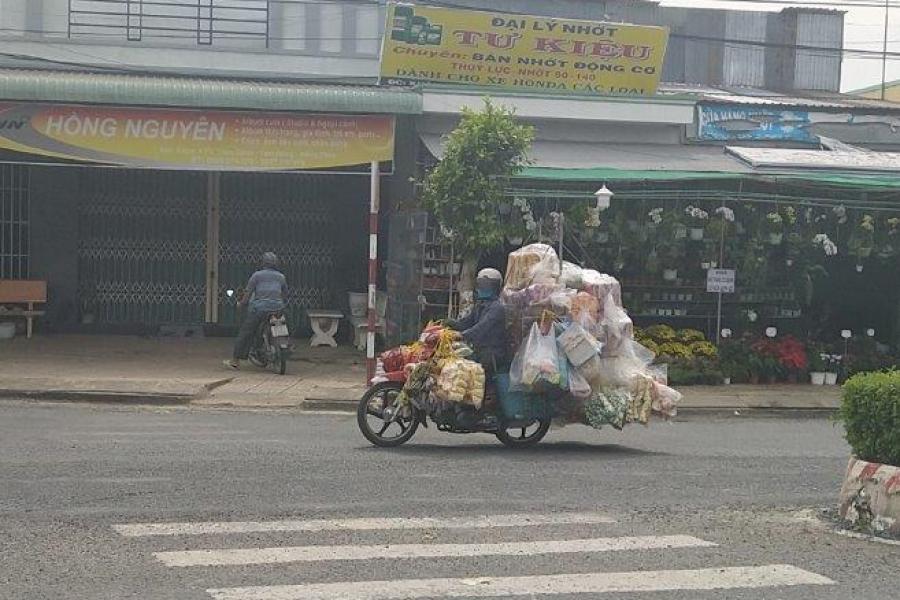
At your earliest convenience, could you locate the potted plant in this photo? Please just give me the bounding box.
[719,337,752,384]
[808,346,826,385]
[823,353,842,385]
[848,214,875,272]
[766,211,784,245]
[684,205,709,240]
[774,335,807,384]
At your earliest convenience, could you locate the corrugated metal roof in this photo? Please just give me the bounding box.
[727,146,900,173]
[0,68,422,114]
[696,88,900,112]
[421,134,751,173]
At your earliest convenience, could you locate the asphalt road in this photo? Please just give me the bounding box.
[1,400,897,600]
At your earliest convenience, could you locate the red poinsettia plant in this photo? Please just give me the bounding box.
[752,335,808,372]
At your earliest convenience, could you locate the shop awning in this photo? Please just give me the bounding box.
[422,133,900,189]
[420,134,751,181]
[0,69,422,114]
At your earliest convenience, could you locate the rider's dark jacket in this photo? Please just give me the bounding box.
[448,296,508,371]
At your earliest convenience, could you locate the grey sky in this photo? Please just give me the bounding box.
[658,0,899,91]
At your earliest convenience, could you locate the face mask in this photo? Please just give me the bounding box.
[476,288,496,300]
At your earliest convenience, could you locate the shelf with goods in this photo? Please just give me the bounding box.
[420,225,462,322]
[621,279,802,340]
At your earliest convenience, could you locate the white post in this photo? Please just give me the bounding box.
[367,161,380,384]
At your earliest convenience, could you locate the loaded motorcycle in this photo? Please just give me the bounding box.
[356,327,553,449]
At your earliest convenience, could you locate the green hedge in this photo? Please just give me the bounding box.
[839,370,900,467]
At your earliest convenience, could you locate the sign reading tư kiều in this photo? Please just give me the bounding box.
[0,103,395,171]
[380,2,669,96]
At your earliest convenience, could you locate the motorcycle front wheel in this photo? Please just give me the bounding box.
[357,382,419,447]
[495,418,551,448]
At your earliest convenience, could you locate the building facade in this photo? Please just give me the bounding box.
[1,0,898,348]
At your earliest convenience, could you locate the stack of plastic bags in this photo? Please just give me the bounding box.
[503,243,682,430]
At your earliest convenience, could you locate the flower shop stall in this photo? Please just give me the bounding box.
[498,167,900,385]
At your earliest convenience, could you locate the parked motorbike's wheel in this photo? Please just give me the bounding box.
[357,382,419,447]
[248,350,266,368]
[273,345,286,375]
[495,418,551,448]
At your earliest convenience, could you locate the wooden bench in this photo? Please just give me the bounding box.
[0,280,47,339]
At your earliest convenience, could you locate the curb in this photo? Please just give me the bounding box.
[0,388,196,405]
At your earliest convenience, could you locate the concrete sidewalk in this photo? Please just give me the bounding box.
[0,334,368,407]
[0,334,842,411]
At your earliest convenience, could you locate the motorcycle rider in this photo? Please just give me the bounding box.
[447,268,508,378]
[224,252,288,370]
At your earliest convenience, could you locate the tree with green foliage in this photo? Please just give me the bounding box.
[423,98,534,259]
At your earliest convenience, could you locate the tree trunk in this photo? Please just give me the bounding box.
[456,256,478,319]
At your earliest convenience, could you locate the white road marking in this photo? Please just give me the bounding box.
[113,512,615,537]
[206,565,834,600]
[154,535,714,567]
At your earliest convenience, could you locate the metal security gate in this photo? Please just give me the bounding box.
[77,169,207,325]
[0,164,29,279]
[217,173,346,332]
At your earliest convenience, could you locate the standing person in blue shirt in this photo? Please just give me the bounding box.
[224,252,288,369]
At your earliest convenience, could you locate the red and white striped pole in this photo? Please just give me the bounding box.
[366,160,380,384]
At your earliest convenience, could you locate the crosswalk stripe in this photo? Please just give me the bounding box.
[205,565,835,600]
[154,535,715,567]
[113,512,615,538]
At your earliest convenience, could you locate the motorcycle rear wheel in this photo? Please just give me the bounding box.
[495,418,551,448]
[357,382,419,447]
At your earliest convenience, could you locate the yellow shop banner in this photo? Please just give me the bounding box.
[380,3,669,96]
[0,103,395,171]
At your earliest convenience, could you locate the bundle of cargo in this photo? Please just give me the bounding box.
[501,244,682,430]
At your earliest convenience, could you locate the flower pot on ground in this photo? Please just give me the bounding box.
[723,377,732,385]
[810,372,826,385]
[825,372,838,385]
[663,269,678,281]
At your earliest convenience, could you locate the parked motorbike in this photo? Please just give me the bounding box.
[356,329,552,448]
[226,288,291,375]
[248,311,291,375]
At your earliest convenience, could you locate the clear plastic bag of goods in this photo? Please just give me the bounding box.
[599,295,634,357]
[504,244,561,290]
[571,292,602,325]
[501,283,563,310]
[550,288,577,315]
[510,322,564,393]
[557,322,603,367]
[587,355,649,389]
[560,261,585,290]
[575,354,604,385]
[434,358,486,409]
[582,270,623,307]
[567,364,592,400]
[651,381,682,419]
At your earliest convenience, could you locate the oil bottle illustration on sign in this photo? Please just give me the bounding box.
[390,6,443,45]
